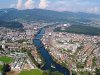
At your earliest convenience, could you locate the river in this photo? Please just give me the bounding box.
[33,28,70,75]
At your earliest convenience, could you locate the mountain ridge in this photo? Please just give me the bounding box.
[0,8,100,23]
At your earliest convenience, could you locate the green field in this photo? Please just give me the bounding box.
[19,69,43,75]
[0,56,14,64]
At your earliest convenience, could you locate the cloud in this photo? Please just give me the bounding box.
[16,0,22,9]
[39,0,48,9]
[47,0,100,14]
[24,0,34,9]
[88,7,100,14]
[47,1,71,11]
[10,4,16,8]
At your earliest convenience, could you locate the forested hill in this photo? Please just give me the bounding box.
[54,25,100,36]
[0,20,23,29]
[0,8,100,23]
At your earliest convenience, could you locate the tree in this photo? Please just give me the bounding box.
[43,71,49,75]
[95,68,100,75]
[2,64,11,75]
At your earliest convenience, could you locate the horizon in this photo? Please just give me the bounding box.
[0,0,100,14]
[0,7,100,16]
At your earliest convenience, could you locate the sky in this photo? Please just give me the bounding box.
[0,0,100,14]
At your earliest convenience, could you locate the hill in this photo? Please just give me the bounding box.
[54,25,100,36]
[0,20,23,29]
[0,8,100,23]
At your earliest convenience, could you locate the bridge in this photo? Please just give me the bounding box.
[33,38,40,40]
[34,34,44,36]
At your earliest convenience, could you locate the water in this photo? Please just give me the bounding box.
[33,28,70,75]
